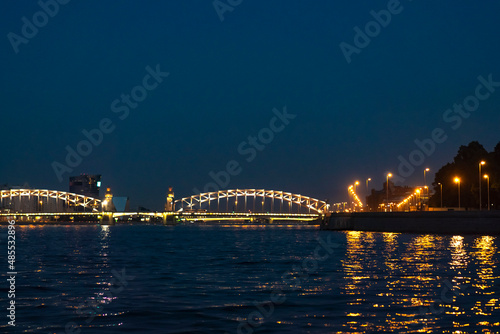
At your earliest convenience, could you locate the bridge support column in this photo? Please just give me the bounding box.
[100,213,115,225]
[162,213,176,225]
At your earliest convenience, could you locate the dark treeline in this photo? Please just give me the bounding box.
[430,141,500,209]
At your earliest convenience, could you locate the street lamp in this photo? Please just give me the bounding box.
[424,186,428,210]
[479,161,485,211]
[484,174,490,211]
[454,177,461,209]
[438,182,443,208]
[39,200,43,212]
[386,173,392,209]
[366,178,371,191]
[416,189,421,210]
[348,186,352,211]
[424,168,430,199]
[354,181,359,194]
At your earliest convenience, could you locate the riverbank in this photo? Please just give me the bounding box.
[321,211,500,235]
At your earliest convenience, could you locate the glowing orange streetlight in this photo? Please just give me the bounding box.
[454,177,461,209]
[386,173,392,207]
[479,161,486,210]
[354,181,360,194]
[416,189,421,210]
[484,174,490,211]
[437,182,443,208]
[424,168,430,199]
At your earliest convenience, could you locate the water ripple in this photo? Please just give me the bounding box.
[1,225,499,333]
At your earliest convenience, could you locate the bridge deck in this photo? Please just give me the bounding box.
[0,211,321,222]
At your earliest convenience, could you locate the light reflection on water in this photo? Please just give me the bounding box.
[1,224,499,333]
[340,231,500,333]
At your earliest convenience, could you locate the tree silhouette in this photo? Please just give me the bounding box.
[430,141,500,210]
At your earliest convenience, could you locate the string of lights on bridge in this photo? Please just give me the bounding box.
[348,184,364,210]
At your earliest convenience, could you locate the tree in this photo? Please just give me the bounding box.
[430,141,500,209]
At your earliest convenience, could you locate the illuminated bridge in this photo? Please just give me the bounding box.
[0,188,102,212]
[0,188,341,224]
[174,189,330,214]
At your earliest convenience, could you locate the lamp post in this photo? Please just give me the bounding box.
[484,174,490,211]
[348,186,352,211]
[354,181,360,212]
[424,186,428,210]
[424,168,430,200]
[479,161,485,210]
[454,177,461,209]
[386,173,392,210]
[438,183,443,208]
[39,200,43,212]
[416,189,421,210]
[365,178,371,209]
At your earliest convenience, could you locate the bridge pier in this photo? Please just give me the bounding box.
[162,213,177,225]
[256,217,273,224]
[100,213,115,225]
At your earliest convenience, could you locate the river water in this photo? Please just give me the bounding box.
[1,224,499,333]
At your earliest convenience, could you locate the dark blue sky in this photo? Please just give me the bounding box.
[1,1,499,210]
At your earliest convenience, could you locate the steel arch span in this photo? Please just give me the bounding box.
[174,189,330,213]
[0,189,102,212]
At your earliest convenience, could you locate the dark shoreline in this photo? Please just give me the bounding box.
[321,211,500,235]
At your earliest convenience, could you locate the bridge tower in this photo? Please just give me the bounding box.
[102,188,115,211]
[100,188,115,225]
[165,187,174,212]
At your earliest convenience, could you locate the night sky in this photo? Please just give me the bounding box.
[1,1,500,210]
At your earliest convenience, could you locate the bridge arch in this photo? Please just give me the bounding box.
[0,189,102,212]
[174,189,330,213]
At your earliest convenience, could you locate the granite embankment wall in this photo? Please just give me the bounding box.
[321,211,500,234]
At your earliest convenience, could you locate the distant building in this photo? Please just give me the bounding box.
[69,174,101,198]
[1,183,30,190]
